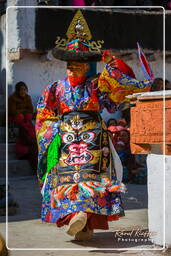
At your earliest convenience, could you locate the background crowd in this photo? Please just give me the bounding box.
[37,0,171,9]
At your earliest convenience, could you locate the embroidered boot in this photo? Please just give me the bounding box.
[67,211,87,236]
[75,226,93,241]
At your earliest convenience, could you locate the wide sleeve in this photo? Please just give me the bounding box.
[36,82,60,136]
[36,82,60,183]
[98,64,152,104]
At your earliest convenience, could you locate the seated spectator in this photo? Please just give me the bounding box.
[114,129,135,183]
[108,125,131,182]
[118,129,147,184]
[118,129,130,148]
[107,118,117,127]
[151,77,163,91]
[117,118,128,127]
[108,125,126,145]
[8,81,38,173]
[8,81,34,124]
[119,102,131,127]
[108,125,147,184]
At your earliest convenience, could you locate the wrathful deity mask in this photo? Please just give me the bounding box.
[56,111,111,185]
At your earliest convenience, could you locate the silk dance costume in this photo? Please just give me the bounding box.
[36,10,153,240]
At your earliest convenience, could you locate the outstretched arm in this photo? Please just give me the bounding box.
[98,53,152,104]
[105,64,152,89]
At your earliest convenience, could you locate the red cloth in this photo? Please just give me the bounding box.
[56,212,121,230]
[115,57,136,79]
[9,113,33,125]
[108,125,128,133]
[108,125,127,146]
[9,113,38,171]
[101,51,136,79]
[87,213,108,230]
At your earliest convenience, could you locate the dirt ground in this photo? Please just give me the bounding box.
[1,176,169,256]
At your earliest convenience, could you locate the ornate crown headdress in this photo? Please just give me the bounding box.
[52,9,104,62]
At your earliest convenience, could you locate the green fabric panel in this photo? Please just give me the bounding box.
[41,134,61,182]
[47,133,61,172]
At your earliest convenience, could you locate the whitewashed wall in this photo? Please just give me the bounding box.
[6,0,37,96]
[7,6,36,51]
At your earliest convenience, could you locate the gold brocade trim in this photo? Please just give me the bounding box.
[89,40,104,52]
[60,122,73,132]
[57,169,102,175]
[88,150,101,165]
[55,37,67,50]
[71,114,82,122]
[82,173,98,179]
[60,120,98,133]
[75,165,81,171]
[55,37,104,52]
[102,132,108,146]
[80,121,97,132]
[101,157,108,171]
[59,152,68,167]
[100,173,108,179]
[101,120,107,130]
[51,176,58,188]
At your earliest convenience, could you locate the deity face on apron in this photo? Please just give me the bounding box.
[57,111,111,185]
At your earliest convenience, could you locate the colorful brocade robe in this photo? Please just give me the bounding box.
[36,64,152,223]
